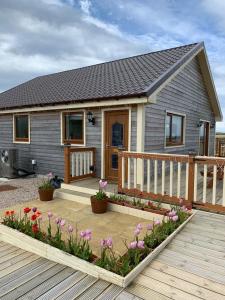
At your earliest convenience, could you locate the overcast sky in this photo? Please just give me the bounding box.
[0,0,225,130]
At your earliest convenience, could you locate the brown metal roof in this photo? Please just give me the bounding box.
[0,43,202,110]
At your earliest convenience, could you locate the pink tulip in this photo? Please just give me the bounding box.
[48,211,53,218]
[129,241,137,249]
[147,224,153,231]
[55,217,62,224]
[136,224,143,230]
[60,219,66,227]
[137,240,145,249]
[154,220,161,226]
[172,215,179,222]
[85,229,92,235]
[168,210,176,218]
[181,206,188,212]
[84,234,92,241]
[134,228,141,236]
[47,172,53,178]
[68,225,73,233]
[100,239,106,247]
[106,237,113,248]
[179,197,184,205]
[80,231,86,238]
[99,179,107,189]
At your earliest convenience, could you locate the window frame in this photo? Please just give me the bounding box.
[13,114,30,144]
[165,111,186,148]
[61,110,86,146]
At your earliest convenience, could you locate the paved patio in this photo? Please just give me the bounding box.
[0,197,152,256]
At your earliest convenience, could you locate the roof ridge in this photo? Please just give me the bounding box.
[37,42,200,79]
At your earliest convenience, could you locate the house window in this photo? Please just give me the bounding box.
[165,112,184,146]
[14,114,30,143]
[63,112,84,144]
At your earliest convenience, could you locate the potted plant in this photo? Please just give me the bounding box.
[90,180,108,213]
[38,172,54,201]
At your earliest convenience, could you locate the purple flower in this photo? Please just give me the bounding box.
[48,211,53,218]
[99,179,107,189]
[80,231,86,238]
[137,240,145,249]
[134,228,141,236]
[129,241,137,249]
[136,223,143,230]
[168,210,176,218]
[68,225,73,233]
[32,207,37,213]
[181,206,188,212]
[147,224,153,231]
[85,229,92,235]
[154,220,161,226]
[106,237,113,248]
[55,217,62,224]
[60,219,66,227]
[100,239,106,247]
[172,215,179,222]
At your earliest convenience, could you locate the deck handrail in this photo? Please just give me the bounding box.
[118,151,225,213]
[64,146,96,184]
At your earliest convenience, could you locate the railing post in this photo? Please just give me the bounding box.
[118,151,123,193]
[188,152,196,207]
[64,145,71,184]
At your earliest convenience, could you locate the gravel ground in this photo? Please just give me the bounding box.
[0,176,42,209]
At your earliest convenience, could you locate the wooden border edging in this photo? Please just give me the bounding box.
[0,212,195,287]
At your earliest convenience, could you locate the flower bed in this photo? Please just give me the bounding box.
[0,205,194,287]
[109,194,169,215]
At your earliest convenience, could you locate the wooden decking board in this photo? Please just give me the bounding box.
[150,260,225,296]
[95,284,123,300]
[126,283,170,300]
[56,275,98,300]
[0,260,57,297]
[167,243,225,268]
[160,249,225,277]
[0,211,225,299]
[17,266,74,300]
[142,267,225,300]
[0,251,35,270]
[0,248,26,263]
[0,257,48,287]
[134,273,201,300]
[0,254,40,278]
[76,280,111,300]
[1,264,67,300]
[36,271,86,300]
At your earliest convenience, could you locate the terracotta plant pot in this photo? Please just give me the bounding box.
[90,196,108,214]
[38,188,54,201]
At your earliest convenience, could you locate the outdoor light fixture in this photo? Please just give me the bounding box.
[197,120,203,127]
[210,120,215,129]
[87,111,95,125]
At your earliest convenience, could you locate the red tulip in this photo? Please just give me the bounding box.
[24,207,31,214]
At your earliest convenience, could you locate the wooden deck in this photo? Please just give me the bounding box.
[0,211,225,299]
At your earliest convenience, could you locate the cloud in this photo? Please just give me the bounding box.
[0,0,224,131]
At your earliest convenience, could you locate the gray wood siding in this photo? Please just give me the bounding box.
[144,57,216,155]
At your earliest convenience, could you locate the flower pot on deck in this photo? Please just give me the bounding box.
[38,188,54,201]
[90,196,108,214]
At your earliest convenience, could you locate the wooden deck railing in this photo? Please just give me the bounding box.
[216,137,225,157]
[118,151,225,213]
[64,146,96,184]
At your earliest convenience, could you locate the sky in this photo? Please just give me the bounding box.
[0,0,225,131]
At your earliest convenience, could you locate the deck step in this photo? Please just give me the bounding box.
[54,188,90,204]
[61,183,97,195]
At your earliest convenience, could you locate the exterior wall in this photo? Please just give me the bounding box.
[0,106,137,179]
[145,56,216,155]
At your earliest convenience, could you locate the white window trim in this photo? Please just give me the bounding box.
[60,110,86,147]
[198,119,211,156]
[13,113,31,144]
[164,110,186,149]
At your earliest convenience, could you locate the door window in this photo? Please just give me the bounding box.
[112,122,123,147]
